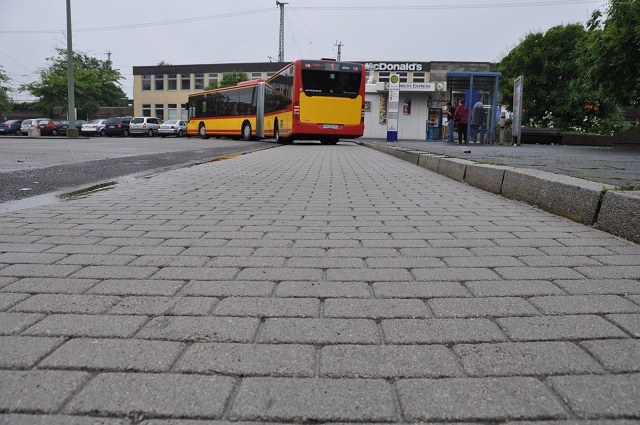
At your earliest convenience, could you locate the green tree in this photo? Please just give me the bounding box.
[581,0,640,107]
[496,24,606,131]
[219,71,249,88]
[0,66,12,117]
[21,48,126,118]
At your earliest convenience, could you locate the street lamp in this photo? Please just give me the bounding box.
[66,0,78,137]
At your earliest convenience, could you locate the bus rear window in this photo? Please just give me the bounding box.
[301,69,361,99]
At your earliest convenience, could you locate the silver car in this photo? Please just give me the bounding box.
[158,119,187,137]
[80,119,107,137]
[20,118,49,135]
[129,116,163,137]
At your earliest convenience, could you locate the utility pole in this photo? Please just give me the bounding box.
[276,1,287,62]
[105,50,112,63]
[335,41,343,61]
[66,0,77,137]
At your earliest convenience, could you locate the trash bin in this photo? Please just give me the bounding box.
[28,128,41,137]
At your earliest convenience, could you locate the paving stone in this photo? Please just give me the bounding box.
[22,314,147,338]
[412,267,502,281]
[137,316,260,342]
[497,315,628,341]
[0,252,68,264]
[275,281,370,298]
[530,295,640,315]
[320,344,461,378]
[213,297,319,317]
[382,318,507,344]
[0,264,82,278]
[66,372,235,418]
[495,267,586,280]
[170,297,217,315]
[70,265,159,280]
[10,294,119,314]
[0,336,64,368]
[57,254,137,266]
[575,266,640,279]
[229,377,396,422]
[40,338,185,372]
[0,370,90,413]
[397,377,568,421]
[259,318,380,344]
[181,281,275,297]
[373,281,471,298]
[3,278,99,294]
[429,297,540,318]
[548,374,640,418]
[0,293,30,311]
[0,414,129,425]
[581,339,640,373]
[555,279,640,295]
[605,314,640,337]
[454,341,604,377]
[87,279,184,296]
[108,296,178,315]
[324,298,430,318]
[466,280,565,297]
[326,268,413,282]
[174,343,315,377]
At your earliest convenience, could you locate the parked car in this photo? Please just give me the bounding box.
[37,119,63,136]
[80,119,107,137]
[129,116,162,137]
[0,119,23,135]
[105,116,132,137]
[158,119,187,137]
[59,120,88,136]
[20,118,49,135]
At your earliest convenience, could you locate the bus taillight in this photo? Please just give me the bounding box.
[293,101,300,118]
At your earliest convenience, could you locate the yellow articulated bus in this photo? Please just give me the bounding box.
[186,59,366,144]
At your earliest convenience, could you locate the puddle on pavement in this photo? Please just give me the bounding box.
[0,177,136,214]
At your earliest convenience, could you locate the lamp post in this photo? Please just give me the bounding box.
[66,0,78,137]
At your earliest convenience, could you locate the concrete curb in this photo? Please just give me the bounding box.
[596,190,640,243]
[360,142,639,244]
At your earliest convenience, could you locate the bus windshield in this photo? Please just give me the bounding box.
[301,68,362,99]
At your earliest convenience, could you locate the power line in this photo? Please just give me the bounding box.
[0,1,603,35]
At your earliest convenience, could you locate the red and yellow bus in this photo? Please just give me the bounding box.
[186,59,365,144]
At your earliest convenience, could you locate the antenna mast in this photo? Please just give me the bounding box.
[335,41,343,61]
[276,1,288,62]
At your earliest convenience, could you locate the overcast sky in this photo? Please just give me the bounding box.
[1,0,606,100]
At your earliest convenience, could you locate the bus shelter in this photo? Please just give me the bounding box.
[446,71,501,144]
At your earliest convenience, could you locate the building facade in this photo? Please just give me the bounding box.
[132,60,491,139]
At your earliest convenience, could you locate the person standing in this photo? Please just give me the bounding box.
[454,99,468,144]
[444,102,456,142]
[470,101,484,143]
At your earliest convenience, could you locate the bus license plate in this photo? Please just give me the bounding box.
[323,124,339,129]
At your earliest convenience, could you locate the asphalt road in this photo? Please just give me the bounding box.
[0,135,281,205]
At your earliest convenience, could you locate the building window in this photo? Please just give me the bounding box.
[167,74,177,91]
[194,73,204,90]
[378,71,390,83]
[142,104,151,116]
[398,72,408,83]
[412,72,426,83]
[155,104,164,120]
[154,74,164,91]
[142,75,151,91]
[168,104,178,120]
[251,72,262,80]
[266,72,275,78]
[181,74,191,91]
[208,73,218,86]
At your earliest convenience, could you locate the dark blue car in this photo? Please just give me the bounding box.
[0,119,23,136]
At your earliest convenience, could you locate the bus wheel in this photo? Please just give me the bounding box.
[199,123,209,139]
[241,122,252,141]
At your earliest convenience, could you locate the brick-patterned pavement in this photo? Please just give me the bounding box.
[0,143,639,424]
